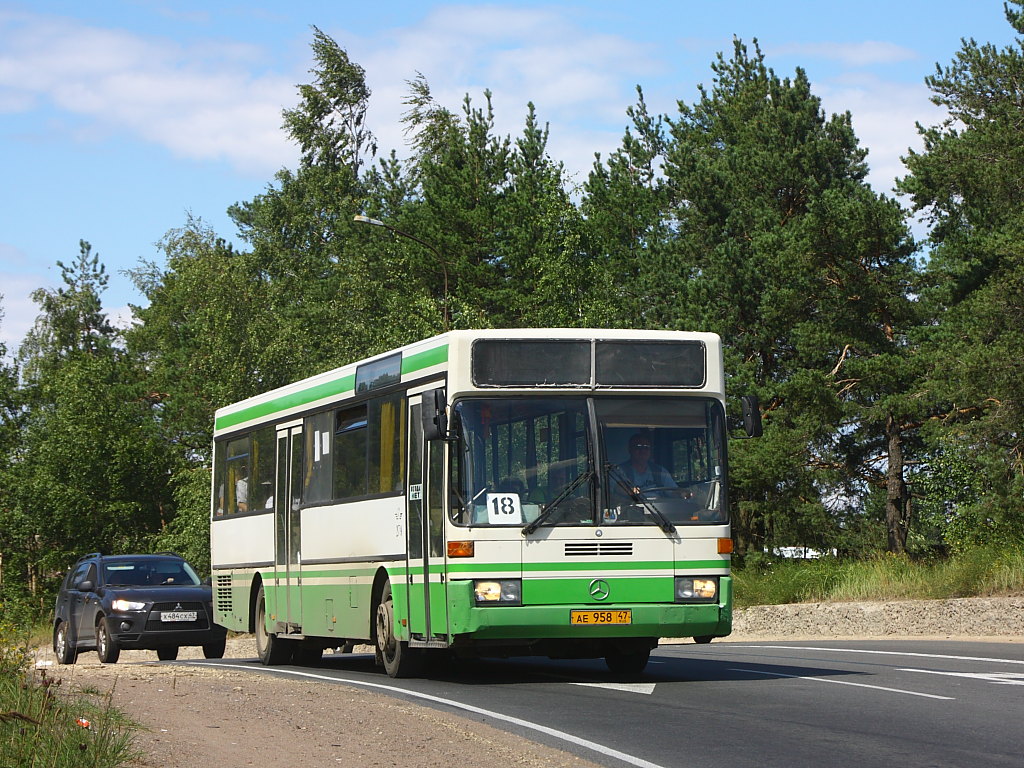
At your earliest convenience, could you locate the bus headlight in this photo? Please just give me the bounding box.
[473,579,522,605]
[675,577,718,602]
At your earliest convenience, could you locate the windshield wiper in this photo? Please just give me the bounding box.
[605,463,676,534]
[522,468,594,536]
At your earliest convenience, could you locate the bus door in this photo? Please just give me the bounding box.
[274,425,303,633]
[406,396,449,646]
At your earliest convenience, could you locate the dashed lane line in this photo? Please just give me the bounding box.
[730,667,955,700]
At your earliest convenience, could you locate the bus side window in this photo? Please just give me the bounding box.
[252,426,276,510]
[334,405,368,499]
[225,436,250,514]
[305,411,335,503]
[369,394,406,494]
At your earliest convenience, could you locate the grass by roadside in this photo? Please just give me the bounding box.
[734,545,1024,607]
[0,622,138,768]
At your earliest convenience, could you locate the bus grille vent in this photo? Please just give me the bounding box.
[564,542,633,557]
[215,575,233,613]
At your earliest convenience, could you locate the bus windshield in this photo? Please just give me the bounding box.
[451,397,726,527]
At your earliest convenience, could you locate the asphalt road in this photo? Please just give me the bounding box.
[192,639,1024,768]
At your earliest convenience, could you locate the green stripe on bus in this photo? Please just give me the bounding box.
[216,374,356,430]
[214,345,447,431]
[402,344,448,374]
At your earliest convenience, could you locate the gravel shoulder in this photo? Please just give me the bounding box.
[33,596,1023,768]
[35,638,603,768]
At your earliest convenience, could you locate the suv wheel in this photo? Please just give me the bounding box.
[54,621,77,665]
[96,619,120,664]
[203,636,227,659]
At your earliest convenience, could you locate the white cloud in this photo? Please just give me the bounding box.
[0,270,50,356]
[815,74,946,195]
[771,40,918,67]
[0,9,298,175]
[0,6,657,182]
[341,5,658,179]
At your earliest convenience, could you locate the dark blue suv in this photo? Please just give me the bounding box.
[52,553,227,664]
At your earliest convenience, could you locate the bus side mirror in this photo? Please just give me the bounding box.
[741,395,763,438]
[422,387,449,441]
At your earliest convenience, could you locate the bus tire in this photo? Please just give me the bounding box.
[605,647,650,674]
[375,581,421,678]
[693,635,714,644]
[255,585,293,665]
[293,642,323,666]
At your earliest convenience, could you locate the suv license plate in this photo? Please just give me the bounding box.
[570,610,632,625]
[161,611,197,622]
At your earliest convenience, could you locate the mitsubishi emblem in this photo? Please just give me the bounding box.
[589,579,610,601]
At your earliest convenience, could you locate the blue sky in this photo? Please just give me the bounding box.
[1,1,1018,353]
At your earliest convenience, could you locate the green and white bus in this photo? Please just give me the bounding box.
[210,329,760,676]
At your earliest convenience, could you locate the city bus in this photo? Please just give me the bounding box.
[210,329,761,677]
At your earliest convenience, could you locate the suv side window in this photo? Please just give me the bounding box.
[70,562,96,589]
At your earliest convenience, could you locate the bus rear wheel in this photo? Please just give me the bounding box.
[375,581,421,678]
[255,585,293,665]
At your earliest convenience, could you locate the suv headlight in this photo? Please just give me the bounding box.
[473,579,521,605]
[111,599,147,612]
[675,577,718,602]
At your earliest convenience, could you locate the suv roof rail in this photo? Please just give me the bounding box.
[153,551,184,558]
[78,552,102,560]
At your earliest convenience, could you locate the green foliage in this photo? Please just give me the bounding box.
[898,1,1024,545]
[152,467,213,577]
[5,245,174,595]
[584,39,919,555]
[127,218,278,453]
[734,546,1024,606]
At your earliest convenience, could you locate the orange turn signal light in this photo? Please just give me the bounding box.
[718,538,734,554]
[448,540,475,558]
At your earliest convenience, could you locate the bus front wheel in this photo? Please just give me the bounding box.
[255,585,293,665]
[375,581,421,678]
[605,646,650,674]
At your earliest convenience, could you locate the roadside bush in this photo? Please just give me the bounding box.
[0,620,137,768]
[733,545,1024,606]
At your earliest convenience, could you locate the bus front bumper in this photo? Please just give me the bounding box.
[447,580,732,640]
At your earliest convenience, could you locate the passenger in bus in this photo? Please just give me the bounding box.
[616,432,676,497]
[235,474,249,513]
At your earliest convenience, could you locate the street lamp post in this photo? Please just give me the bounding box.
[353,215,449,331]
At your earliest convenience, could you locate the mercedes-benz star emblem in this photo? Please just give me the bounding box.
[589,579,610,601]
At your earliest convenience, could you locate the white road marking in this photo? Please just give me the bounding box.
[728,645,1024,665]
[730,667,955,700]
[195,662,671,768]
[901,669,1024,685]
[571,682,657,694]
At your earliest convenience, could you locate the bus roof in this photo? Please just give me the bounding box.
[213,328,722,436]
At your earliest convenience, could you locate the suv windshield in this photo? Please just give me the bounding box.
[102,559,201,587]
[451,396,726,528]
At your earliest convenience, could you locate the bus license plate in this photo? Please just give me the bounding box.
[570,610,632,625]
[161,611,197,622]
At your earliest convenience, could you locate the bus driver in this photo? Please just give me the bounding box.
[617,432,677,497]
